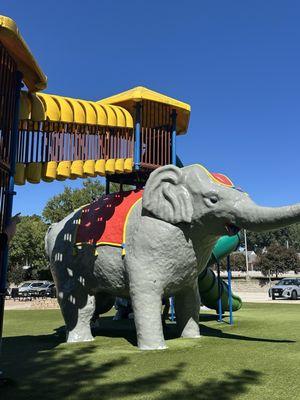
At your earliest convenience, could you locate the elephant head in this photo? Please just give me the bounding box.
[142,164,300,236]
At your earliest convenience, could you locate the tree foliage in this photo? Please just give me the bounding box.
[42,179,106,223]
[219,252,246,271]
[241,225,300,252]
[42,179,127,223]
[256,242,300,277]
[8,215,49,284]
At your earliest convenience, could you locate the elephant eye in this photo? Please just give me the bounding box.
[210,196,218,204]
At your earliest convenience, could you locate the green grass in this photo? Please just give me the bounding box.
[1,303,300,400]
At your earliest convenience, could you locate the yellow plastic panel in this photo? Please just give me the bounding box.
[14,163,26,185]
[51,95,73,123]
[65,98,85,124]
[77,100,97,125]
[105,105,117,127]
[42,161,57,181]
[71,160,84,177]
[26,162,42,184]
[19,90,133,128]
[37,93,60,121]
[98,86,190,134]
[105,159,115,174]
[115,158,124,174]
[0,16,47,91]
[19,91,31,120]
[83,160,96,177]
[99,86,190,112]
[57,161,71,179]
[95,159,106,176]
[110,105,126,127]
[90,104,108,126]
[29,93,46,121]
[124,158,133,173]
[120,108,133,128]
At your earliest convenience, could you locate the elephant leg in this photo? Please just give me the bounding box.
[130,288,166,350]
[57,281,96,343]
[175,280,201,339]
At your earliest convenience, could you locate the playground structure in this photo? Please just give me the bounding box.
[15,87,190,187]
[0,16,240,346]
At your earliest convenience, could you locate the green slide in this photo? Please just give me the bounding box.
[176,155,242,312]
[198,234,242,311]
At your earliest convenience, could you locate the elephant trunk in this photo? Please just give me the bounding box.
[236,202,300,232]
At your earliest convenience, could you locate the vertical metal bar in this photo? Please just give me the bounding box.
[217,261,223,322]
[170,296,175,322]
[227,255,233,325]
[0,70,23,351]
[153,129,156,165]
[106,179,110,195]
[134,102,141,170]
[171,109,177,165]
[41,129,45,162]
[35,127,40,162]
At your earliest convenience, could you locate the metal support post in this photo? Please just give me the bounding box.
[170,296,175,321]
[227,255,233,325]
[0,71,23,355]
[105,179,110,195]
[171,109,177,165]
[244,229,250,280]
[217,261,223,322]
[134,102,141,170]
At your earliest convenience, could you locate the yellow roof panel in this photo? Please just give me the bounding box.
[98,86,191,134]
[19,91,133,128]
[0,15,47,91]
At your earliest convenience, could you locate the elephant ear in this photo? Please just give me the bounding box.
[143,165,193,224]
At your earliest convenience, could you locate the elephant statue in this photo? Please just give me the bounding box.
[46,164,300,350]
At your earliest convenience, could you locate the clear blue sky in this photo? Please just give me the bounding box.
[2,1,300,215]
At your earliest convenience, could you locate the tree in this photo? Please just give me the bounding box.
[8,215,49,284]
[42,179,106,223]
[42,179,129,223]
[219,252,246,271]
[256,242,300,277]
[241,224,300,253]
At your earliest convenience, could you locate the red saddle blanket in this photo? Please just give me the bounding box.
[75,190,143,253]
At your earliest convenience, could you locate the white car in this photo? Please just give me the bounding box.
[269,278,300,300]
[18,281,54,297]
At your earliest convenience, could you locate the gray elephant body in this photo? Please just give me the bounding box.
[46,164,300,349]
[47,201,215,349]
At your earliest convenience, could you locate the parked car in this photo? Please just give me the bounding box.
[18,281,35,296]
[18,281,56,298]
[269,278,300,300]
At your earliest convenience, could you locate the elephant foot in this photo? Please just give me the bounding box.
[139,343,168,351]
[67,328,94,343]
[180,318,200,339]
[181,333,201,339]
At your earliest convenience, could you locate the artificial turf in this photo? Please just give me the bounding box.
[1,303,299,400]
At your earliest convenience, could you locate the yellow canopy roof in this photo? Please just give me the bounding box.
[19,91,133,128]
[98,86,191,134]
[0,15,47,91]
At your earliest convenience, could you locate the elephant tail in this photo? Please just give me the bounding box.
[198,267,242,312]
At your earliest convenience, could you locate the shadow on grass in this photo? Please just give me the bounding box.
[1,339,262,400]
[0,313,293,399]
[94,316,295,345]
